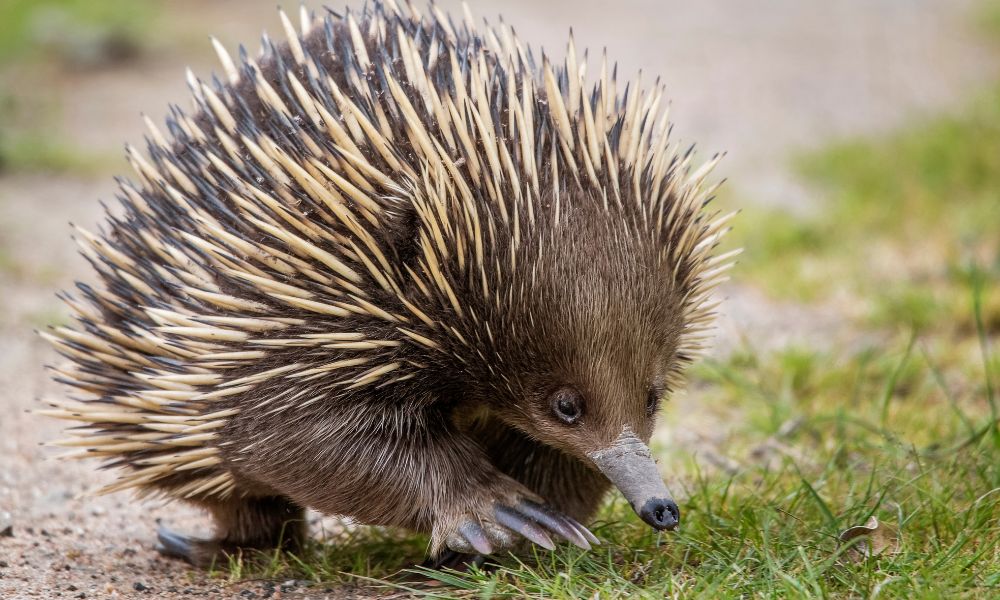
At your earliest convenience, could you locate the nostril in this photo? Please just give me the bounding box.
[663,499,680,525]
[654,505,665,523]
[639,497,680,531]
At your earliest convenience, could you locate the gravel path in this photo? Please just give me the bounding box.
[1,1,995,597]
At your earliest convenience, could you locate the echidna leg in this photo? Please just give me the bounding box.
[156,496,305,567]
[472,415,611,524]
[221,402,595,558]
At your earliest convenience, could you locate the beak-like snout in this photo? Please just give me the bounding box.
[637,496,680,531]
[588,429,679,531]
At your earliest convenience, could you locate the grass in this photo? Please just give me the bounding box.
[980,0,1000,39]
[0,0,153,175]
[727,83,1000,333]
[0,93,118,176]
[0,0,152,67]
[0,125,115,175]
[0,92,105,174]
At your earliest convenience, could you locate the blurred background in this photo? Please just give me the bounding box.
[1,0,998,597]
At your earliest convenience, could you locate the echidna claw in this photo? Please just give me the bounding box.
[458,521,494,555]
[155,525,195,561]
[500,500,597,551]
[494,505,555,550]
[571,519,601,546]
[514,500,593,550]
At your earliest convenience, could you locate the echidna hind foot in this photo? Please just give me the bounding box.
[156,496,305,567]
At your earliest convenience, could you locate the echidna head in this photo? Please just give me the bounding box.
[467,200,691,531]
[389,38,732,531]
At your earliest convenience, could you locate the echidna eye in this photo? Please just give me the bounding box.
[550,388,583,425]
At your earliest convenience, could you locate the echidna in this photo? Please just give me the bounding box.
[41,1,735,566]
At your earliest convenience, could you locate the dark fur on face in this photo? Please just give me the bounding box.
[456,195,685,457]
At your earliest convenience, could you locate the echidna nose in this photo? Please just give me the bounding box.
[639,497,679,531]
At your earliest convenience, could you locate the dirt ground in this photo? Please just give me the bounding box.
[0,1,996,597]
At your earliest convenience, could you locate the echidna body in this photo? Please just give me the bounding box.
[43,1,734,565]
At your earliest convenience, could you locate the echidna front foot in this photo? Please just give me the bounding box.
[434,477,596,557]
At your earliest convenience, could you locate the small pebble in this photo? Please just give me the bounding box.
[133,582,147,592]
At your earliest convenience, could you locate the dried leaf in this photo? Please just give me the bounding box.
[837,516,900,561]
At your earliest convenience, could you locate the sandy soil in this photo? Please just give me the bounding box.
[0,0,996,597]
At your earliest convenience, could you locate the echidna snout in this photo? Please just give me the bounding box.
[588,426,680,532]
[640,498,680,531]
